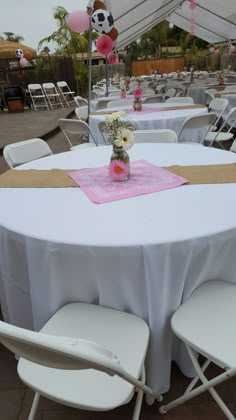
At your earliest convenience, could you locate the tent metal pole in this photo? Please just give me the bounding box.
[88,10,93,115]
[105,57,109,97]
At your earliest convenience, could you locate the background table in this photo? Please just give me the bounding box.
[1,144,236,394]
[89,103,207,145]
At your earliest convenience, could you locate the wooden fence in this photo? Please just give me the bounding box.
[132,57,185,76]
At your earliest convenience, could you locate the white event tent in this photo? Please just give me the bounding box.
[105,0,236,48]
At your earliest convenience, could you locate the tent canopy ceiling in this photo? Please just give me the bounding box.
[104,0,236,47]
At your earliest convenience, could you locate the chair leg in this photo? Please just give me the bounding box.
[159,346,236,420]
[28,392,40,420]
[132,365,145,420]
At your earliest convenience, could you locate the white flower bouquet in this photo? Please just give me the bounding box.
[105,111,135,151]
[105,112,135,181]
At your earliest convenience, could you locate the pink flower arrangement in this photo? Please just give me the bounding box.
[108,54,117,64]
[96,35,113,56]
[134,87,143,99]
[120,90,126,99]
[109,160,130,181]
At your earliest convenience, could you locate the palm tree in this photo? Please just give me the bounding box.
[38,6,89,56]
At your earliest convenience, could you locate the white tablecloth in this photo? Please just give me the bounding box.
[89,103,207,145]
[1,144,236,394]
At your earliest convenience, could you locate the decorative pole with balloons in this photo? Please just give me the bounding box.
[67,0,118,113]
[15,49,33,88]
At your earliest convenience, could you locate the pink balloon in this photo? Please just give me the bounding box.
[190,24,195,31]
[229,45,236,53]
[96,34,113,56]
[190,17,195,24]
[190,1,197,10]
[20,57,28,68]
[67,10,90,33]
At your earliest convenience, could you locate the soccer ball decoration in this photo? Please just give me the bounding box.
[15,49,24,59]
[91,9,114,34]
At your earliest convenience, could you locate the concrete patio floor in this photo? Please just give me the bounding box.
[0,108,235,419]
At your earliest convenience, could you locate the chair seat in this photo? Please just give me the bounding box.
[204,131,234,143]
[18,303,149,411]
[171,280,236,370]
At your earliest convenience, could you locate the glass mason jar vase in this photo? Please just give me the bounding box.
[110,145,130,181]
[133,98,142,111]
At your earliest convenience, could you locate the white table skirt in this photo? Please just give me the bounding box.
[1,144,236,394]
[89,103,207,145]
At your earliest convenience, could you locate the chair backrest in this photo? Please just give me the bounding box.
[142,89,155,95]
[28,84,44,94]
[107,99,134,108]
[166,88,176,97]
[218,106,236,133]
[178,112,217,143]
[3,138,52,168]
[134,129,178,144]
[143,96,164,104]
[166,97,194,104]
[0,319,122,374]
[91,90,99,99]
[0,319,155,395]
[230,139,236,152]
[74,96,88,107]
[156,84,166,94]
[58,118,97,147]
[42,82,56,90]
[108,92,121,97]
[209,98,229,113]
[204,89,217,105]
[75,106,88,121]
[56,81,71,92]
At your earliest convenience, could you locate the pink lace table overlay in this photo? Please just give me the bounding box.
[69,160,188,204]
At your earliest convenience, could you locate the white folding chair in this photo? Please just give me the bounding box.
[204,89,217,106]
[178,113,217,145]
[56,81,75,106]
[208,98,229,129]
[230,139,236,152]
[58,118,97,150]
[142,96,164,104]
[165,88,176,98]
[74,95,88,107]
[142,88,155,95]
[91,90,99,99]
[3,138,52,168]
[160,280,236,419]
[0,302,162,420]
[155,84,166,94]
[204,107,236,148]
[108,91,121,97]
[134,129,178,144]
[166,96,194,104]
[42,83,64,109]
[107,99,134,108]
[75,106,88,122]
[28,84,49,111]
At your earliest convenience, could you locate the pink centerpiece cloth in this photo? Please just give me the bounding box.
[68,160,188,204]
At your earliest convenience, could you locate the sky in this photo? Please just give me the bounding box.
[0,0,89,51]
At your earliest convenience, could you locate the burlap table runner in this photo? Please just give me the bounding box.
[215,92,236,97]
[90,104,205,116]
[0,163,236,188]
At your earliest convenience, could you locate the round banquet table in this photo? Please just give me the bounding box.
[89,103,207,145]
[1,143,236,394]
